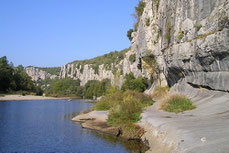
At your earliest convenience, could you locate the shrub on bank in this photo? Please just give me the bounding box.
[161,95,196,113]
[94,89,154,125]
[93,87,123,110]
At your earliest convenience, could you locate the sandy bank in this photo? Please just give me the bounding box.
[0,95,65,101]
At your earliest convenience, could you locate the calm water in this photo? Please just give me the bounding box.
[0,99,146,153]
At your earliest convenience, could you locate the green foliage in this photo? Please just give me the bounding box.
[72,48,129,71]
[94,89,153,124]
[135,1,146,17]
[121,73,148,92]
[94,88,154,138]
[83,79,111,99]
[194,24,202,31]
[177,30,184,39]
[129,54,136,63]
[134,20,140,31]
[44,77,111,99]
[0,56,14,92]
[142,54,156,68]
[45,78,81,97]
[127,29,134,41]
[93,86,123,110]
[0,56,41,94]
[161,95,196,113]
[108,95,143,125]
[146,18,150,26]
[133,1,146,31]
[12,65,36,92]
[166,22,172,44]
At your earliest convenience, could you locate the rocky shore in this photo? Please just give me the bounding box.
[72,83,229,153]
[72,110,173,153]
[72,111,120,136]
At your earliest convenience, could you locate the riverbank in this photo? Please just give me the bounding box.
[0,95,65,101]
[140,82,229,153]
[72,82,229,153]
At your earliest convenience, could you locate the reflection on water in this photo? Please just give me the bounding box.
[92,131,149,153]
[0,99,147,153]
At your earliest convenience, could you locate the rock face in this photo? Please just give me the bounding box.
[51,0,229,92]
[131,0,229,92]
[25,67,58,81]
[59,50,141,86]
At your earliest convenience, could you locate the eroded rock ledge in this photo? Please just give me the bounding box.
[72,111,120,136]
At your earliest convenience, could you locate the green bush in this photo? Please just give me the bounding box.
[83,79,111,99]
[129,54,136,63]
[94,88,154,138]
[194,24,202,31]
[161,95,196,113]
[142,54,157,74]
[135,1,146,17]
[177,31,184,39]
[108,95,142,126]
[146,18,150,26]
[127,29,134,41]
[121,73,148,92]
[94,89,154,123]
[93,86,123,110]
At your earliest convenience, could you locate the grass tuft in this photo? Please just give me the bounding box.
[161,95,196,113]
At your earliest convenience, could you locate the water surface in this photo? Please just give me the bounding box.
[0,99,145,153]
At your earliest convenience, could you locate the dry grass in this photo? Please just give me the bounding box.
[152,86,170,99]
[161,94,196,114]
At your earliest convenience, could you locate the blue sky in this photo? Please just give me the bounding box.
[0,0,138,67]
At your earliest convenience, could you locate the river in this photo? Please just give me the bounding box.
[0,99,146,153]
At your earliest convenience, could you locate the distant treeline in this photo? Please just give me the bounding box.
[0,56,43,95]
[41,73,148,99]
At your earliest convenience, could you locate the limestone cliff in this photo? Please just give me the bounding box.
[131,0,229,93]
[59,49,141,87]
[25,66,59,81]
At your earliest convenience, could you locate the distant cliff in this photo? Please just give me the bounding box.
[25,66,60,81]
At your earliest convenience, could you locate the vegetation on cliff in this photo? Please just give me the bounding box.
[71,48,129,73]
[38,67,61,76]
[0,56,43,95]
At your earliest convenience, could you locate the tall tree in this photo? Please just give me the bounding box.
[0,56,14,92]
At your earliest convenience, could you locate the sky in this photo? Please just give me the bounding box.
[0,0,139,67]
